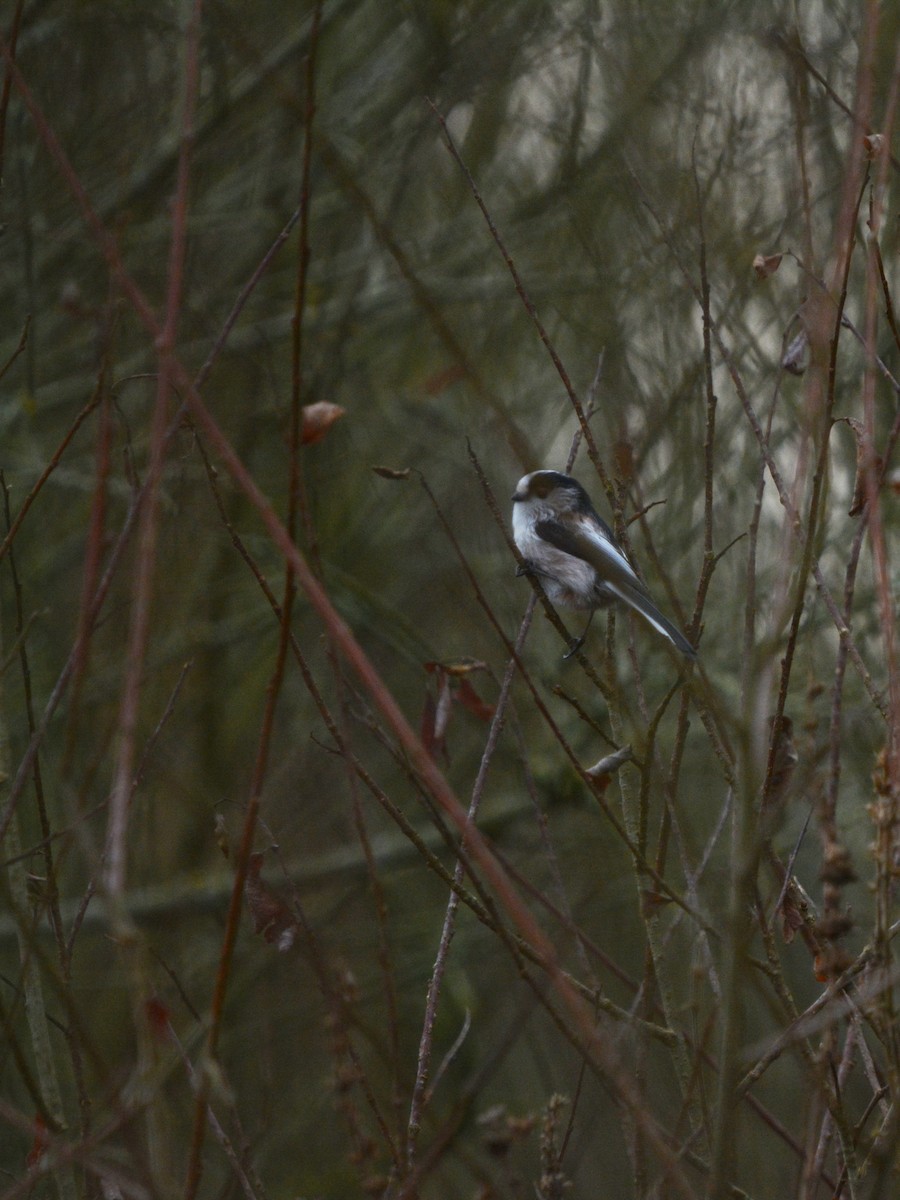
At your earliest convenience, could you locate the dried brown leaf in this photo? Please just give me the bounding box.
[456,677,495,721]
[244,852,299,951]
[371,465,410,480]
[420,689,440,760]
[765,714,798,806]
[301,400,345,445]
[753,252,783,280]
[840,416,882,516]
[214,812,230,860]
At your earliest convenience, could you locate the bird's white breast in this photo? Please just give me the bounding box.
[512,499,599,610]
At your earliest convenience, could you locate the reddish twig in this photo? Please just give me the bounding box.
[0,0,24,187]
[105,0,204,900]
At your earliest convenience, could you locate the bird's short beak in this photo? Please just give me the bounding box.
[511,489,525,502]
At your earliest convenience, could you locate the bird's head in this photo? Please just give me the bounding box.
[511,470,591,512]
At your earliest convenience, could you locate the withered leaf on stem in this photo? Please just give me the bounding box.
[456,676,495,721]
[420,689,441,760]
[301,400,346,445]
[214,812,230,860]
[840,416,883,517]
[420,674,452,763]
[765,714,797,806]
[371,465,410,480]
[244,852,299,951]
[753,252,783,279]
[779,877,817,945]
[433,670,453,741]
[421,660,494,756]
[779,892,804,944]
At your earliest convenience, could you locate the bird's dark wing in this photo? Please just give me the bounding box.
[535,513,696,659]
[534,512,642,592]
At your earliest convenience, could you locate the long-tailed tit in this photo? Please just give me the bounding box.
[511,470,696,659]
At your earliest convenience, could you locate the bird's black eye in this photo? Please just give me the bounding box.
[532,476,552,498]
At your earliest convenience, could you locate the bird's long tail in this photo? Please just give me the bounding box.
[611,580,697,659]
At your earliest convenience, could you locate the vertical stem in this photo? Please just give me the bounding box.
[0,609,76,1200]
[105,0,204,900]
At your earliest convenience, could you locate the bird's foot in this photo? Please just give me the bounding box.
[563,635,585,660]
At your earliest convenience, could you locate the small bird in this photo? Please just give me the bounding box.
[511,469,696,659]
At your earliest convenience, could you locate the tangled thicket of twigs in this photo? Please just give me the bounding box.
[0,2,899,1199]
